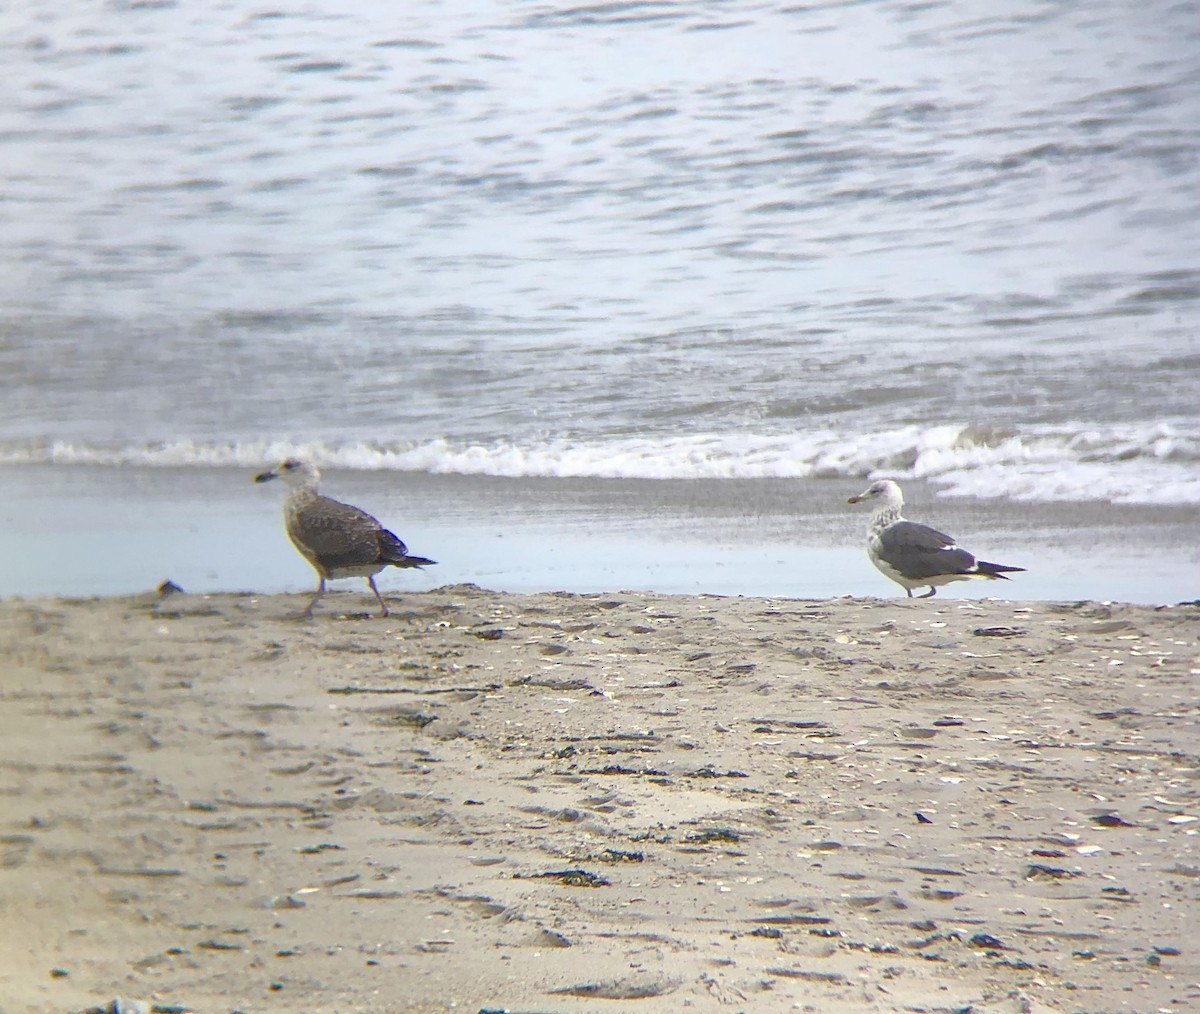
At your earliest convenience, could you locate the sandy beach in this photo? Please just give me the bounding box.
[1,585,1197,1014]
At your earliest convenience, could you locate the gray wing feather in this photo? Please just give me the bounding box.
[878,520,977,579]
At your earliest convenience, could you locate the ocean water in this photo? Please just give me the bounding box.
[1,1,1197,601]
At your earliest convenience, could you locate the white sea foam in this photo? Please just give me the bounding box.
[2,422,1197,505]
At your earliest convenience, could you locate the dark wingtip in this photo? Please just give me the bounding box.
[386,554,436,569]
[977,561,1025,578]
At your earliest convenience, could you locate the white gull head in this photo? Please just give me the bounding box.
[847,479,904,514]
[253,457,321,490]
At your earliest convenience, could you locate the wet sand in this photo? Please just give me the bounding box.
[1,465,1199,604]
[1,586,1197,1014]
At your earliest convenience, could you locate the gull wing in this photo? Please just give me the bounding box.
[877,520,977,581]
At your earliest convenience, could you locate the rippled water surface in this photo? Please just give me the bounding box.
[2,0,1198,505]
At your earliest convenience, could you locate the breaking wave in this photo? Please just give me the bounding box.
[2,421,1198,505]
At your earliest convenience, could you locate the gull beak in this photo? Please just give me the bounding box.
[254,468,280,484]
[847,494,863,504]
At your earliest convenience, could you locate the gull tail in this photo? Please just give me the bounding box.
[974,561,1024,580]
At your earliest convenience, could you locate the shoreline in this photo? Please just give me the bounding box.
[0,464,1197,605]
[1,587,1197,1013]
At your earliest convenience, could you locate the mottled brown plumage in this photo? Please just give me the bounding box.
[254,458,435,617]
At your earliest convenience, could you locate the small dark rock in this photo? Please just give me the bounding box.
[597,848,644,863]
[994,957,1034,970]
[765,967,848,984]
[1026,863,1078,880]
[517,868,610,888]
[472,628,505,640]
[972,626,1024,637]
[197,939,241,951]
[685,828,742,844]
[1091,813,1136,828]
[689,766,748,779]
[550,975,678,999]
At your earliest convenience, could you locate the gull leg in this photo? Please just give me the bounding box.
[905,588,914,598]
[368,576,389,618]
[918,586,937,598]
[304,578,326,618]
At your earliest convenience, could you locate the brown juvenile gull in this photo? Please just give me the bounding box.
[254,458,435,618]
[847,479,1024,598]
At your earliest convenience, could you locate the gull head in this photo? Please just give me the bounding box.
[848,479,903,508]
[254,457,320,488]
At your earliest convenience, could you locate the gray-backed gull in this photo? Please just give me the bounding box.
[848,479,1023,598]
